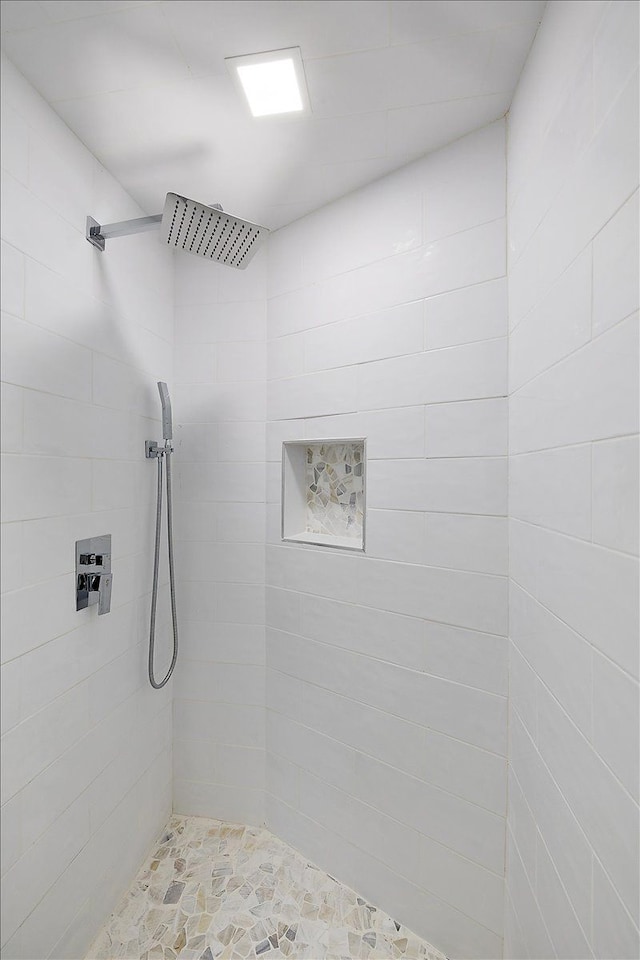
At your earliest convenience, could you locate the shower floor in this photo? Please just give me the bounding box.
[86,814,446,960]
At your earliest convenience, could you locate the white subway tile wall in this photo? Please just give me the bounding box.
[172,247,267,829]
[0,53,172,960]
[505,3,640,959]
[265,120,508,959]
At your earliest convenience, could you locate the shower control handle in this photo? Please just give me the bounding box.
[76,535,112,615]
[97,574,113,616]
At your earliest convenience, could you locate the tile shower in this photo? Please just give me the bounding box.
[1,4,638,960]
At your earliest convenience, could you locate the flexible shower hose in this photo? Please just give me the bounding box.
[148,447,179,688]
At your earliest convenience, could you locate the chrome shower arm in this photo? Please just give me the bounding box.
[86,201,224,251]
[86,213,163,251]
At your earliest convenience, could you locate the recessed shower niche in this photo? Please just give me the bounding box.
[282,439,366,551]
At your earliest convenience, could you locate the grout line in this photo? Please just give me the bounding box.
[266,539,510,583]
[509,311,634,395]
[508,428,639,459]
[256,615,506,696]
[2,745,173,951]
[267,271,507,329]
[509,578,638,685]
[264,792,504,941]
[506,770,580,955]
[511,640,639,804]
[268,747,505,878]
[505,111,513,893]
[266,700,506,819]
[510,705,639,925]
[268,681,506,764]
[510,514,640,562]
[262,679,508,768]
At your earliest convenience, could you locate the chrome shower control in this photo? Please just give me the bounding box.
[76,535,112,615]
[97,574,113,616]
[146,439,173,458]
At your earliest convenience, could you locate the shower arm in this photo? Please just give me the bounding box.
[86,204,223,251]
[86,214,162,251]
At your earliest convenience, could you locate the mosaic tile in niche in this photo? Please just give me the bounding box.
[305,442,364,540]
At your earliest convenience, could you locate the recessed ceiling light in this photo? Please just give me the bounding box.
[226,47,310,118]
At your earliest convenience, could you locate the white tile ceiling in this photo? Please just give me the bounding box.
[1,0,545,229]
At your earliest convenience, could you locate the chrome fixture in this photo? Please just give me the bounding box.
[76,535,112,615]
[158,379,172,439]
[146,382,179,689]
[86,193,269,268]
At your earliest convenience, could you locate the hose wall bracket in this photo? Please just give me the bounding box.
[145,440,173,459]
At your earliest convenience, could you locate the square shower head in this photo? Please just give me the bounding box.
[160,192,269,268]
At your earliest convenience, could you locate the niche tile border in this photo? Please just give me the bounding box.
[281,438,366,552]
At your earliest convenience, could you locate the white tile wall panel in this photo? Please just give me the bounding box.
[592,651,640,798]
[509,583,592,736]
[592,190,639,336]
[505,3,640,956]
[421,121,506,243]
[172,244,267,830]
[592,434,640,555]
[175,300,266,342]
[172,780,264,826]
[425,277,508,349]
[367,457,508,515]
[510,315,639,454]
[265,122,508,956]
[534,836,593,959]
[0,240,24,319]
[303,300,424,373]
[509,248,592,391]
[510,445,592,539]
[424,397,508,458]
[511,519,639,677]
[0,53,173,960]
[538,685,639,924]
[592,858,640,960]
[358,337,507,411]
[315,219,504,326]
[422,513,508,577]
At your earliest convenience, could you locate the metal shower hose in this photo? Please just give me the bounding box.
[148,446,179,688]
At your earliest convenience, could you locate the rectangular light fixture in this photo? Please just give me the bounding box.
[226,47,310,118]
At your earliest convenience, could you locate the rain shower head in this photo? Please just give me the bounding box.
[160,194,267,268]
[86,192,269,269]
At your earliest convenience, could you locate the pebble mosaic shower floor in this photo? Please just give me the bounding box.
[86,815,447,960]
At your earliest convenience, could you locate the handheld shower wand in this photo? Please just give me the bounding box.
[157,380,172,440]
[146,382,178,689]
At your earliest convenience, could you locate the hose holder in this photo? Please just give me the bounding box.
[145,440,173,459]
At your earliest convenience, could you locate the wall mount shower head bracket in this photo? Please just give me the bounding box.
[86,212,163,251]
[86,216,105,251]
